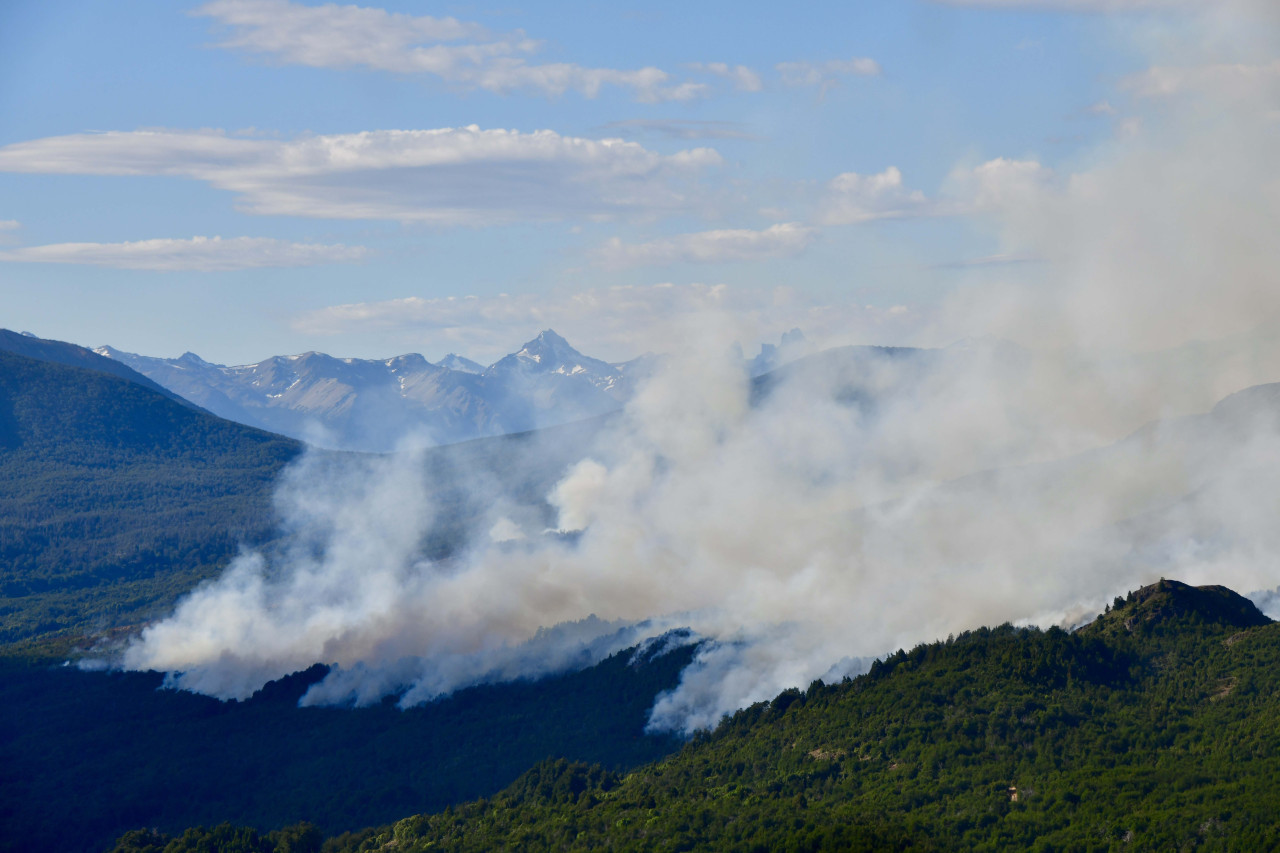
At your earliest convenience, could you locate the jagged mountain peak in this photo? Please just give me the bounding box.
[535,328,569,345]
[514,329,582,364]
[492,329,615,380]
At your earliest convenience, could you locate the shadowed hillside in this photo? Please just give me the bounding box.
[0,348,302,647]
[242,579,1280,852]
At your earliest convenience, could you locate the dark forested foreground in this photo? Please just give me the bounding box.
[113,581,1280,853]
[0,640,694,853]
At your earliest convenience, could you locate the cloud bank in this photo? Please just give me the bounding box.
[0,126,721,224]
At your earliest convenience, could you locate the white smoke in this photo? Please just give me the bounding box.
[119,1,1280,732]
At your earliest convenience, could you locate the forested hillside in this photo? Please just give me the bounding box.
[0,638,696,853]
[0,348,302,649]
[122,581,1280,852]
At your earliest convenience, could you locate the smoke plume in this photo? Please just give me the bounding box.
[120,2,1280,732]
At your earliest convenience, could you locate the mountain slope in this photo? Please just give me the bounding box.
[0,348,302,646]
[294,580,1280,852]
[0,328,187,404]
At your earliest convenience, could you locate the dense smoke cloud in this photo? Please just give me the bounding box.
[119,1,1280,732]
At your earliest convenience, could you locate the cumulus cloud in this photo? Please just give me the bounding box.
[688,62,764,92]
[0,235,365,271]
[0,126,722,224]
[815,166,936,224]
[593,223,817,270]
[195,0,705,102]
[776,58,881,91]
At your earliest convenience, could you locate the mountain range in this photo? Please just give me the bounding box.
[94,331,650,452]
[95,329,811,452]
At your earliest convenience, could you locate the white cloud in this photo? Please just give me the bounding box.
[688,62,764,92]
[290,283,923,364]
[195,0,706,102]
[776,58,881,90]
[594,223,817,270]
[0,126,722,224]
[815,166,935,224]
[0,236,366,271]
[0,220,19,230]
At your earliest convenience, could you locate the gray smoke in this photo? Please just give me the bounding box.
[119,2,1280,732]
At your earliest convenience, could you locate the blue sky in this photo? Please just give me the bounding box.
[0,0,1271,364]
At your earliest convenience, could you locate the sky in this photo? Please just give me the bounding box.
[0,0,1270,365]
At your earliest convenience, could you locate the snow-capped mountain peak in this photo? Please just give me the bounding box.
[495,329,616,380]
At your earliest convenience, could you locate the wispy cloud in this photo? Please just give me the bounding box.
[0,127,722,225]
[194,0,707,102]
[776,58,881,92]
[688,62,764,92]
[290,283,921,363]
[596,119,755,141]
[0,220,19,230]
[0,235,366,271]
[594,223,817,270]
